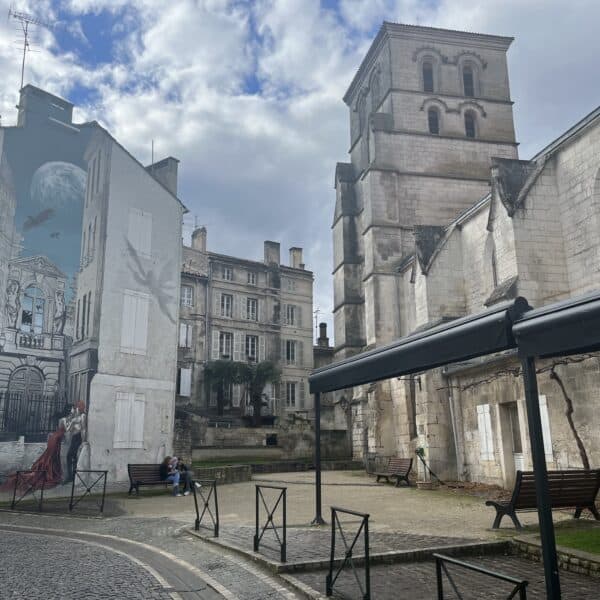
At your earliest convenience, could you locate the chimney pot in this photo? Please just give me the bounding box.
[264,241,280,265]
[289,247,303,269]
[191,227,207,251]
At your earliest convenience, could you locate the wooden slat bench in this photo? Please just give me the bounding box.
[373,457,413,487]
[128,464,170,496]
[486,469,600,529]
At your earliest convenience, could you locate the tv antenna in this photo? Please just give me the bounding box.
[313,307,321,341]
[8,6,53,91]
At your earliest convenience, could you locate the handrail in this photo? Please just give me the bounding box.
[434,553,528,599]
[192,479,219,537]
[326,506,370,599]
[254,484,286,562]
[69,469,108,514]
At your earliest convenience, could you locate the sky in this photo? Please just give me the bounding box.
[1,0,599,344]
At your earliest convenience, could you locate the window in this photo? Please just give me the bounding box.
[286,382,296,408]
[221,293,233,317]
[219,331,233,358]
[222,266,233,281]
[181,285,193,307]
[477,404,494,461]
[538,395,554,460]
[246,334,258,361]
[179,322,192,348]
[422,61,434,92]
[120,290,149,355]
[464,111,476,139]
[21,286,44,334]
[223,382,232,406]
[246,298,258,321]
[114,392,145,449]
[177,367,192,397]
[286,278,296,292]
[427,108,440,135]
[285,304,296,326]
[286,340,296,365]
[128,208,152,257]
[462,65,475,97]
[247,271,257,285]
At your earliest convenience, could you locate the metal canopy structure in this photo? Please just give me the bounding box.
[310,290,600,600]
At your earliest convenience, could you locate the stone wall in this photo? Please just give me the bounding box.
[0,438,47,480]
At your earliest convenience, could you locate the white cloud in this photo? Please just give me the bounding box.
[1,0,599,345]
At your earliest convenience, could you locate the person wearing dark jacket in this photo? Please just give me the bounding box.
[159,456,193,496]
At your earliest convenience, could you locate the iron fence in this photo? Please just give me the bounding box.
[69,469,108,514]
[192,479,219,537]
[254,484,286,562]
[0,391,65,442]
[326,506,370,600]
[11,470,46,511]
[434,553,528,599]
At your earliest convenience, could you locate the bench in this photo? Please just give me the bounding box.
[486,469,600,529]
[128,464,175,496]
[373,457,413,487]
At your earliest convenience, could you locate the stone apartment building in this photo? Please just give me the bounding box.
[0,86,184,480]
[177,227,314,421]
[333,22,600,488]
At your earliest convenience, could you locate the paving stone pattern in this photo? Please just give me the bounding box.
[218,525,475,564]
[293,554,600,599]
[0,530,172,600]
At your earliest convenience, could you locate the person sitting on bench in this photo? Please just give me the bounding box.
[159,456,192,497]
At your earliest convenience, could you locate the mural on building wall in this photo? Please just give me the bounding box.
[0,92,94,483]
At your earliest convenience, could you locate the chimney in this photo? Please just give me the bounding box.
[17,85,73,128]
[191,227,207,252]
[289,247,303,269]
[318,322,330,348]
[146,156,179,196]
[264,241,280,266]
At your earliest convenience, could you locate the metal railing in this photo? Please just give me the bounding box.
[69,469,108,514]
[0,391,64,442]
[434,554,528,599]
[11,470,46,511]
[192,479,219,537]
[326,506,370,600]
[254,484,286,562]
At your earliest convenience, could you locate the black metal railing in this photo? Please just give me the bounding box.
[11,470,46,511]
[254,484,286,562]
[192,479,219,537]
[0,391,65,442]
[69,469,108,514]
[434,554,529,599]
[326,506,370,600]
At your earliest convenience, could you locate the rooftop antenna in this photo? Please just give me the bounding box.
[313,307,321,342]
[8,6,52,92]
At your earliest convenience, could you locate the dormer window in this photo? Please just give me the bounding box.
[464,110,476,139]
[463,65,475,97]
[427,108,440,135]
[422,61,434,93]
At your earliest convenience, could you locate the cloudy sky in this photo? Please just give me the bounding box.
[1,0,599,344]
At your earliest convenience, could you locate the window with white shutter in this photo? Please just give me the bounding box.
[121,290,149,355]
[221,293,233,317]
[211,329,219,359]
[178,367,192,397]
[299,381,306,409]
[538,395,554,460]
[179,323,192,348]
[114,391,145,448]
[246,335,258,361]
[233,331,241,361]
[286,382,296,408]
[219,331,233,358]
[128,208,152,257]
[259,336,265,362]
[285,340,296,365]
[285,304,296,325]
[247,298,258,321]
[477,404,494,461]
[247,272,256,285]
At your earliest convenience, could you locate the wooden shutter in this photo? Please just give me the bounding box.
[131,393,145,447]
[297,341,304,366]
[186,324,193,347]
[133,293,149,354]
[299,380,306,409]
[296,306,302,327]
[241,296,247,320]
[179,323,187,347]
[477,404,494,460]
[259,336,265,362]
[281,339,286,362]
[213,292,220,316]
[120,292,137,352]
[233,332,241,361]
[212,330,219,359]
[114,392,131,448]
[538,395,553,459]
[180,367,192,397]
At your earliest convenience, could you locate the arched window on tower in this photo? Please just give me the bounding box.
[427,107,440,135]
[464,110,476,139]
[422,61,434,93]
[462,64,475,97]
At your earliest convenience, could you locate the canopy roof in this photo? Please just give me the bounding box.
[310,290,600,394]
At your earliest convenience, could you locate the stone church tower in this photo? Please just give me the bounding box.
[333,23,519,462]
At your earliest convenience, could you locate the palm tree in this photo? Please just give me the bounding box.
[237,360,281,426]
[204,360,241,416]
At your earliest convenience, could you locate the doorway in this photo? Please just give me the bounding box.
[499,401,524,488]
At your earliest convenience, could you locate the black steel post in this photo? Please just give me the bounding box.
[11,471,19,510]
[364,513,370,600]
[192,479,200,531]
[69,470,76,512]
[281,488,287,563]
[312,392,325,525]
[253,485,259,552]
[100,471,107,514]
[326,507,335,596]
[521,356,561,599]
[213,481,219,537]
[435,556,444,600]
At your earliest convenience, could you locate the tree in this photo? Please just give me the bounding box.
[204,360,242,416]
[237,360,281,426]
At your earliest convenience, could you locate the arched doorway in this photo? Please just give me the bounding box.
[6,366,45,438]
